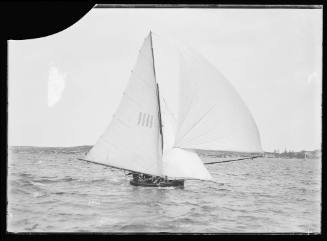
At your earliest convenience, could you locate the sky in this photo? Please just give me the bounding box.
[8,7,322,152]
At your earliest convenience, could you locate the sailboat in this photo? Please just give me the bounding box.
[79,31,262,187]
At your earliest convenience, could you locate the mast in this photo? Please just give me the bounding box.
[150,31,164,154]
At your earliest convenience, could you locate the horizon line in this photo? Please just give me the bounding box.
[7,145,321,152]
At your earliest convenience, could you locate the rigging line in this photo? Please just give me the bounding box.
[179,114,236,146]
[76,158,159,177]
[204,155,263,165]
[178,125,217,147]
[161,97,177,122]
[174,89,197,137]
[175,104,216,145]
[77,158,140,173]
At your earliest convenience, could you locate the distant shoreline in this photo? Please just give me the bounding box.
[8,145,93,149]
[8,145,321,159]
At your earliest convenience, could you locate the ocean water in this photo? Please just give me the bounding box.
[7,147,321,233]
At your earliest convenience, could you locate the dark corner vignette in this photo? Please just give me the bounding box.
[1,2,95,40]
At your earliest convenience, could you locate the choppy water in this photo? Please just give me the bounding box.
[7,147,321,233]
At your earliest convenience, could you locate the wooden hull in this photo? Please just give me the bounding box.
[130,179,184,187]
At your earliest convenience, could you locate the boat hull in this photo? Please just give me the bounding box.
[130,179,184,187]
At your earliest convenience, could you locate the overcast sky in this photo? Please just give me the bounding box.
[8,7,322,152]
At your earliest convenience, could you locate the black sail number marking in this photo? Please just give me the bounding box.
[137,112,153,128]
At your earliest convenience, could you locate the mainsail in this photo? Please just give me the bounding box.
[86,34,163,176]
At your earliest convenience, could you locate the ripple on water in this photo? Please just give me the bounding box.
[7,149,321,233]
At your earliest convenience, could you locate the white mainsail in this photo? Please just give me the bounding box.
[86,34,163,176]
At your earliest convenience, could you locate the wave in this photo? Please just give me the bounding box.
[8,152,321,233]
[31,177,76,184]
[77,178,107,184]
